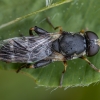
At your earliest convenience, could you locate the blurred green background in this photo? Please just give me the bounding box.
[1,70,100,100]
[0,0,100,100]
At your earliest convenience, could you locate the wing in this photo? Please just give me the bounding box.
[0,35,53,63]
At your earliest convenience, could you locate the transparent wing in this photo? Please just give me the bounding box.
[0,35,53,63]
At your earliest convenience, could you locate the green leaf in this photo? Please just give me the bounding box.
[0,0,100,88]
[0,0,72,29]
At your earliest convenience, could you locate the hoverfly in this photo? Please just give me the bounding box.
[0,19,100,86]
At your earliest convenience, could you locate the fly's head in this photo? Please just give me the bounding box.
[85,31,100,57]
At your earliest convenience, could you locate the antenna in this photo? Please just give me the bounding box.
[96,39,100,46]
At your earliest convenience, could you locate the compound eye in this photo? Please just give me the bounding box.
[85,31,99,57]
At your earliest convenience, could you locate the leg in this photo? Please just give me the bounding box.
[50,52,68,86]
[16,59,52,73]
[30,59,52,68]
[80,28,88,34]
[46,17,63,34]
[29,27,34,36]
[16,63,31,73]
[80,56,100,72]
[29,26,49,36]
[60,61,68,87]
[80,29,85,34]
